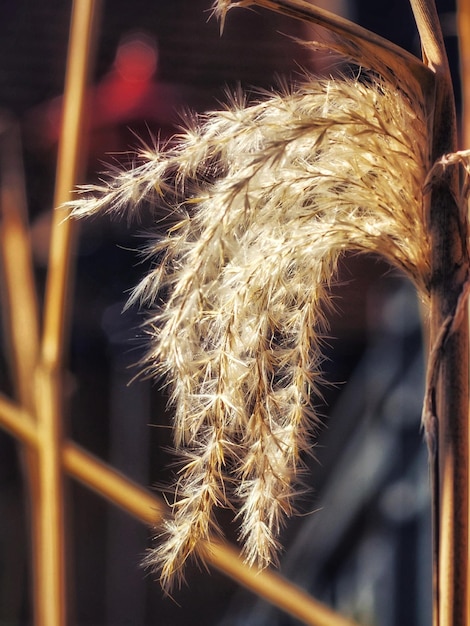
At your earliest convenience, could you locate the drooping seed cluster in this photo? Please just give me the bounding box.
[71,71,430,589]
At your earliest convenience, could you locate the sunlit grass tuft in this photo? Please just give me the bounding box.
[71,71,430,589]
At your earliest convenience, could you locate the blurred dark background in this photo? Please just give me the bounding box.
[0,1,459,624]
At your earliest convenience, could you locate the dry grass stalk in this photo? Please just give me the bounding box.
[34,2,101,624]
[0,119,44,626]
[0,118,40,409]
[0,386,361,626]
[409,1,469,624]
[458,0,470,149]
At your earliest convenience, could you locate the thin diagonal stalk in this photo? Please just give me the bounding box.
[0,116,42,626]
[0,391,360,626]
[0,394,37,447]
[203,542,360,626]
[62,442,360,626]
[34,2,101,625]
[410,1,469,625]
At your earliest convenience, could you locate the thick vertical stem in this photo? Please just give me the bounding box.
[429,182,469,626]
[429,68,469,626]
[409,1,469,624]
[457,3,470,625]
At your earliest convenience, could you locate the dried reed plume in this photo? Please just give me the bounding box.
[71,70,431,588]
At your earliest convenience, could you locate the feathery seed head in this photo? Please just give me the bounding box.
[70,70,430,589]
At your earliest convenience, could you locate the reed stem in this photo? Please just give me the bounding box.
[410,1,469,624]
[0,113,43,626]
[0,118,40,408]
[457,3,470,620]
[34,1,101,624]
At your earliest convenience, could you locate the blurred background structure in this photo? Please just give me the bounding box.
[0,0,460,624]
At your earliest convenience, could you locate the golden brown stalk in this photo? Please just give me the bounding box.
[0,115,42,626]
[0,118,40,408]
[410,1,469,624]
[0,388,361,626]
[35,2,101,624]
